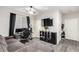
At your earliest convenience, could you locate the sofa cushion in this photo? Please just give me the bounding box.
[6,39,18,44]
[0,35,8,52]
[6,39,24,52]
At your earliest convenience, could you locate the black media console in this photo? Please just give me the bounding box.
[40,31,57,45]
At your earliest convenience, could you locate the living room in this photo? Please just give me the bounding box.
[0,6,79,52]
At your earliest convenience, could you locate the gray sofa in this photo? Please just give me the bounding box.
[6,39,25,52]
[0,35,54,52]
[0,35,26,52]
[0,35,8,52]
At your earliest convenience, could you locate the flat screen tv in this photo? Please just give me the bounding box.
[42,18,53,26]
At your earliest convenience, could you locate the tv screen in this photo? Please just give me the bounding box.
[42,18,53,26]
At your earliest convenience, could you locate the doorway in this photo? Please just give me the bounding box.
[9,13,16,36]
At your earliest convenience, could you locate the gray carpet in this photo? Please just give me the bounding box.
[9,38,79,52]
[24,38,79,52]
[54,39,79,52]
[24,38,55,52]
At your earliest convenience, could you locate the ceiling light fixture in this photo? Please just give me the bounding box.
[25,6,37,15]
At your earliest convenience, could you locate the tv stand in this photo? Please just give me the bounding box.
[40,31,57,45]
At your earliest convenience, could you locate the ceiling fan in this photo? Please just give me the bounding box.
[25,6,38,15]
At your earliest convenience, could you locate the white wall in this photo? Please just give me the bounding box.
[34,10,62,44]
[0,7,36,37]
[63,12,79,41]
[29,15,37,37]
[0,7,29,36]
[0,7,10,36]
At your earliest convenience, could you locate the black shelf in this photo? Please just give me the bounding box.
[40,31,57,45]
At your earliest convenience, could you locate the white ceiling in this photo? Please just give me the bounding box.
[6,6,79,14]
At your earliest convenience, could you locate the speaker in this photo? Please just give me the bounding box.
[27,16,30,28]
[51,32,57,44]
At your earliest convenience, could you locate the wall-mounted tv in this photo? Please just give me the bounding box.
[42,18,53,26]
